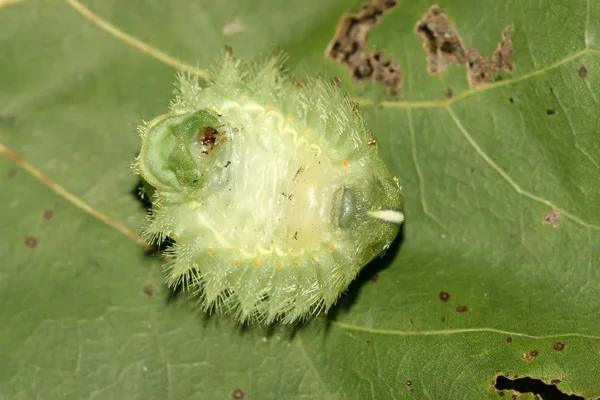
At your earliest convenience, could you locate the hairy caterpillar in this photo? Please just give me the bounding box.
[132,52,404,324]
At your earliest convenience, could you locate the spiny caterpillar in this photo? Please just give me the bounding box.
[132,52,404,324]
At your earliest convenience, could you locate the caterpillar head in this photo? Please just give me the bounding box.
[132,52,404,324]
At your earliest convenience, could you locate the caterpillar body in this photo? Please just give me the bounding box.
[132,52,404,324]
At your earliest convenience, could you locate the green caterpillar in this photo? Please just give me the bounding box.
[132,52,404,324]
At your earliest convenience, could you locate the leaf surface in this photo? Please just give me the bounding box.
[1,0,599,398]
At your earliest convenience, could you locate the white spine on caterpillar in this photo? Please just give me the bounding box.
[368,210,405,225]
[132,51,404,324]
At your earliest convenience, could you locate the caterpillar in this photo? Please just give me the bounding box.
[131,51,404,324]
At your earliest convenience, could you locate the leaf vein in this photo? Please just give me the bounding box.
[407,108,448,231]
[0,142,149,247]
[296,335,333,399]
[445,106,600,231]
[64,0,210,79]
[328,320,600,340]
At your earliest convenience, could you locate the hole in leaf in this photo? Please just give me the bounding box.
[494,375,583,399]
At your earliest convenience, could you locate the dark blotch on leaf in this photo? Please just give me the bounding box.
[8,169,16,179]
[546,109,556,116]
[444,88,453,98]
[456,305,468,313]
[542,210,561,228]
[370,273,380,283]
[521,350,538,361]
[438,290,451,302]
[407,380,412,387]
[505,337,512,344]
[441,316,446,322]
[553,342,565,351]
[509,97,514,104]
[415,7,513,86]
[326,0,403,96]
[143,284,153,298]
[578,65,587,79]
[232,388,245,399]
[43,209,53,220]
[25,236,37,249]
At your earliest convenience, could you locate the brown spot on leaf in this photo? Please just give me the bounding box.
[492,25,514,73]
[371,51,403,95]
[143,284,153,298]
[546,109,556,116]
[444,88,453,98]
[521,350,538,361]
[551,379,561,385]
[25,236,37,249]
[409,318,414,325]
[415,5,466,74]
[578,65,587,79]
[415,6,514,86]
[43,209,53,220]
[505,336,512,344]
[465,48,496,87]
[232,388,245,399]
[438,290,451,302]
[370,273,380,282]
[441,316,446,322]
[553,342,564,351]
[406,380,412,387]
[325,0,403,96]
[542,210,561,228]
[7,169,16,179]
[456,305,468,313]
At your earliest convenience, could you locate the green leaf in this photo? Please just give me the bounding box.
[1,0,599,399]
